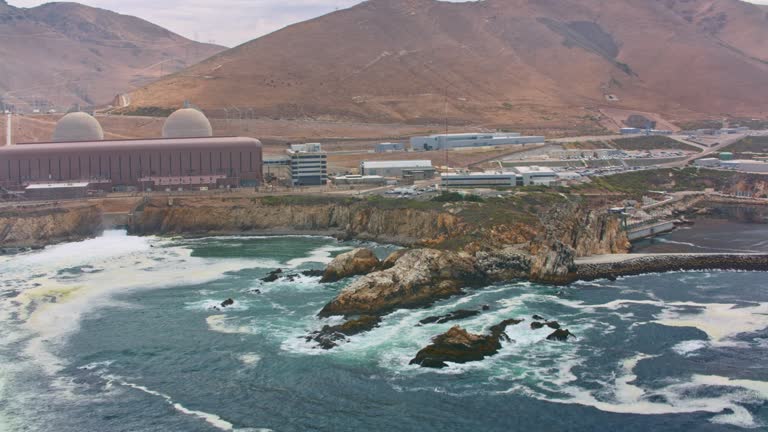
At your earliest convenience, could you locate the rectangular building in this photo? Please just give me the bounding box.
[410,132,545,151]
[360,160,435,178]
[620,128,642,135]
[441,172,519,188]
[512,166,558,186]
[694,158,720,167]
[0,136,263,192]
[375,142,405,153]
[330,175,387,186]
[25,182,90,200]
[287,143,327,186]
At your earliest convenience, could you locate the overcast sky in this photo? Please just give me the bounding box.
[9,0,768,47]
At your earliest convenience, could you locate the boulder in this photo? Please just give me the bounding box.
[546,328,576,341]
[261,269,283,283]
[532,320,561,330]
[410,318,522,368]
[301,269,325,278]
[221,298,234,308]
[318,249,485,317]
[306,315,382,349]
[419,309,482,325]
[321,248,381,283]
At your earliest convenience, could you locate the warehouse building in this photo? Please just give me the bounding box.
[410,132,545,151]
[287,143,327,186]
[360,160,435,178]
[0,109,263,192]
[441,172,519,188]
[375,142,405,153]
[512,166,558,186]
[441,166,557,189]
[330,175,387,186]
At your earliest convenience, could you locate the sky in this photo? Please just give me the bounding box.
[9,0,768,47]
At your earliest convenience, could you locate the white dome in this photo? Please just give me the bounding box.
[162,108,213,138]
[52,112,104,142]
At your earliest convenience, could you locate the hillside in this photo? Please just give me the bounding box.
[127,0,768,129]
[0,1,223,109]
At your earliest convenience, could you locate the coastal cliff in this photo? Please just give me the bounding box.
[130,197,465,246]
[0,204,104,250]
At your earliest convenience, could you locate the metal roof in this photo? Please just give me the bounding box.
[26,182,90,189]
[361,160,433,169]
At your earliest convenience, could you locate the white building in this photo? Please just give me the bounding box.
[441,166,557,189]
[410,132,545,151]
[360,160,435,178]
[287,143,327,186]
[511,166,558,186]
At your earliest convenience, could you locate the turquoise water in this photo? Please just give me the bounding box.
[1,232,767,431]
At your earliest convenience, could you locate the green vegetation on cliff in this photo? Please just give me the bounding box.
[578,168,741,196]
[723,136,768,157]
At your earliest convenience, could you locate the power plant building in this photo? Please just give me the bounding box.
[410,133,545,151]
[0,110,263,193]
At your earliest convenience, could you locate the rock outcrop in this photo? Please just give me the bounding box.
[419,308,488,325]
[307,315,382,349]
[321,248,380,283]
[546,329,576,341]
[0,204,104,248]
[410,318,523,368]
[527,203,630,284]
[318,249,484,317]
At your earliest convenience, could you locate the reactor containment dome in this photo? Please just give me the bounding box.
[52,112,105,142]
[162,108,213,138]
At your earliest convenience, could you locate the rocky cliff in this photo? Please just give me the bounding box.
[0,204,103,249]
[527,204,630,283]
[130,197,465,247]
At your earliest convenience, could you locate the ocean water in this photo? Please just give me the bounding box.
[1,232,767,431]
[633,206,768,254]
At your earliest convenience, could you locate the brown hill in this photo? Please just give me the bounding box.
[0,1,223,110]
[128,0,768,128]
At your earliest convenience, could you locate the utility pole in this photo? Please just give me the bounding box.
[444,86,449,168]
[5,113,11,146]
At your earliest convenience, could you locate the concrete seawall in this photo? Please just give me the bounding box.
[574,253,768,281]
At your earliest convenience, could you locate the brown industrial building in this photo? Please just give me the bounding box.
[0,109,263,194]
[0,136,262,192]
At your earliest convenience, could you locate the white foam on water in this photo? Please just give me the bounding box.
[238,353,262,366]
[105,375,237,431]
[524,352,768,428]
[185,299,250,312]
[0,231,274,375]
[206,315,256,335]
[285,244,353,268]
[672,339,709,356]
